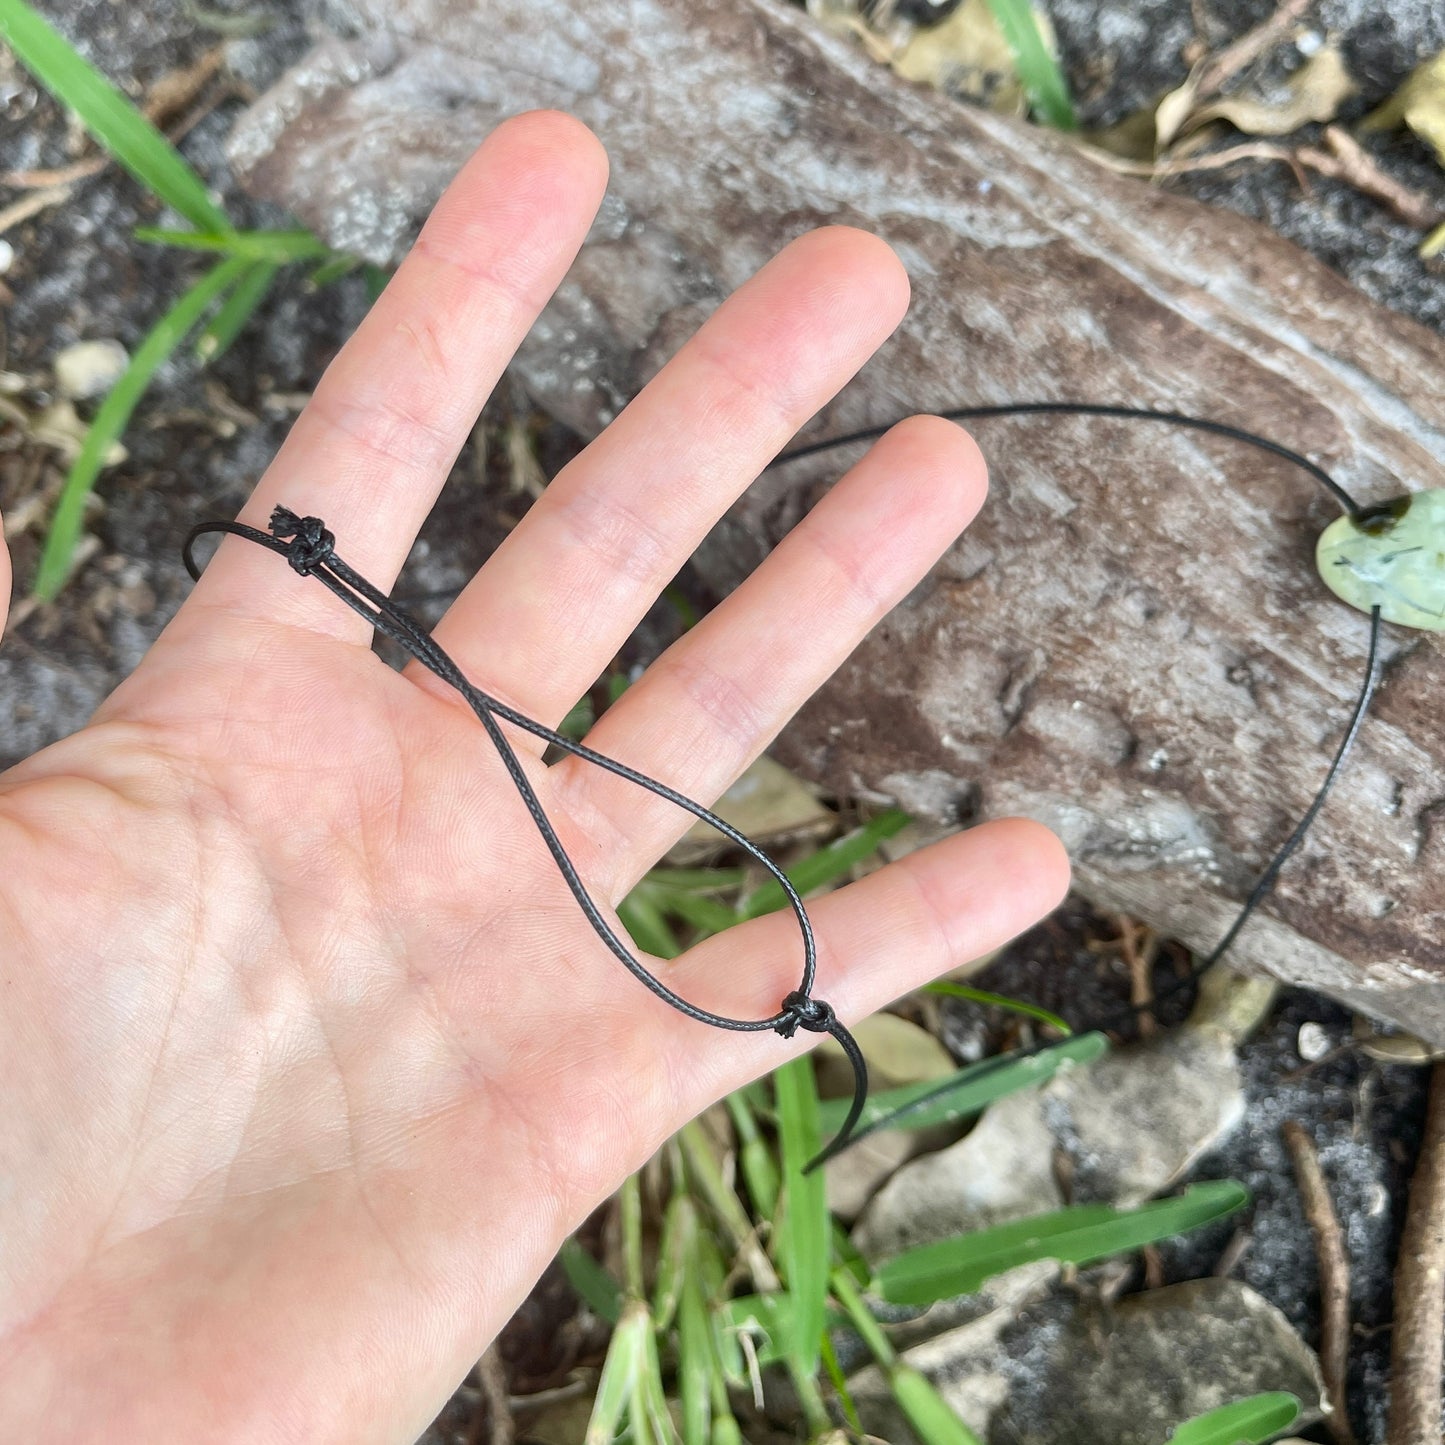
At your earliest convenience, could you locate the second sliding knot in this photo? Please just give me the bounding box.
[270,507,335,576]
[776,990,836,1039]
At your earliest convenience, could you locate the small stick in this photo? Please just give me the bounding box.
[1283,1120,1356,1445]
[1298,127,1445,232]
[1388,1062,1445,1445]
[1195,0,1316,102]
[469,1344,515,1445]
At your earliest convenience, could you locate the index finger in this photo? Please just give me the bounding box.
[188,111,609,641]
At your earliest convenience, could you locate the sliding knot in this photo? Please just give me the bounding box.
[776,990,835,1039]
[270,508,334,576]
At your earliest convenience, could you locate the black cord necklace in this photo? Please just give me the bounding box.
[184,400,1419,1172]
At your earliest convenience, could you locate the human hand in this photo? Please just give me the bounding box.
[0,112,1068,1442]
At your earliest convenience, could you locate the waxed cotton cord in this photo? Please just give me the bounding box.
[184,404,1384,1175]
[183,507,869,1171]
[768,404,1382,1156]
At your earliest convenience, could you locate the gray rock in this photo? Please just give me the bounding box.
[855,973,1274,1261]
[851,1279,1326,1445]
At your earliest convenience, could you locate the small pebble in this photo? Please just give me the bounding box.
[54,338,129,401]
[0,239,13,276]
[1296,1021,1331,1062]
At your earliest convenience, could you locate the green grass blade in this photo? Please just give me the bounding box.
[820,1333,864,1437]
[134,226,330,262]
[638,883,740,937]
[1169,1392,1301,1444]
[817,1031,1108,1135]
[725,1091,780,1218]
[982,0,1077,130]
[196,260,278,362]
[677,1235,714,1445]
[560,1237,623,1325]
[890,1365,986,1445]
[923,980,1072,1035]
[34,254,250,600]
[739,809,911,921]
[0,0,231,232]
[640,868,749,895]
[773,1057,829,1378]
[652,1193,691,1331]
[874,1181,1249,1306]
[307,254,361,288]
[617,893,682,960]
[585,1302,649,1445]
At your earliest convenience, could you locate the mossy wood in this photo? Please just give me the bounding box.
[229,0,1445,1037]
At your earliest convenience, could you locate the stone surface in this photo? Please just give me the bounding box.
[854,972,1273,1260]
[851,1279,1326,1445]
[224,0,1445,1039]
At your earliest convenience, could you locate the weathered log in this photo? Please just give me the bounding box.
[227,0,1445,1035]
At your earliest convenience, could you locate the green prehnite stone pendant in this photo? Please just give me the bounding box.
[1316,489,1445,631]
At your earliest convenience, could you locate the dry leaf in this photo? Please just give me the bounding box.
[1191,46,1355,137]
[890,0,1026,114]
[1153,69,1205,152]
[668,754,832,863]
[1364,49,1445,166]
[816,1011,955,1089]
[29,399,127,466]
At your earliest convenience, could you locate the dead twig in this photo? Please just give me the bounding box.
[1388,1061,1445,1445]
[1298,126,1445,232]
[1195,0,1316,102]
[1081,139,1308,191]
[469,1344,515,1445]
[0,185,72,238]
[1283,1120,1356,1445]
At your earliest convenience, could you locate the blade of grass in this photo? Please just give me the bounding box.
[307,254,361,288]
[923,980,1072,1036]
[874,1181,1250,1306]
[585,1302,649,1445]
[725,1091,780,1217]
[636,883,740,938]
[832,1268,983,1445]
[820,1333,864,1438]
[817,1031,1108,1136]
[560,1238,623,1325]
[1169,1391,1301,1444]
[739,809,911,921]
[981,0,1077,130]
[34,253,250,600]
[618,893,682,961]
[677,1226,714,1445]
[653,1192,691,1332]
[0,0,232,233]
[196,260,278,362]
[134,226,330,262]
[640,867,749,895]
[773,1057,829,1378]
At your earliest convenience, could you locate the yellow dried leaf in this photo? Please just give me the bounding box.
[891,0,1025,114]
[817,1011,955,1089]
[1153,72,1203,152]
[1364,49,1445,166]
[1192,46,1355,137]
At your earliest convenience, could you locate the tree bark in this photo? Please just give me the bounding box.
[229,0,1445,1036]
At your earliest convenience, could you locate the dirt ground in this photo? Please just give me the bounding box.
[1,1,1442,1441]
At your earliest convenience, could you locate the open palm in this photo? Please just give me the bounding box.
[0,113,1067,1443]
